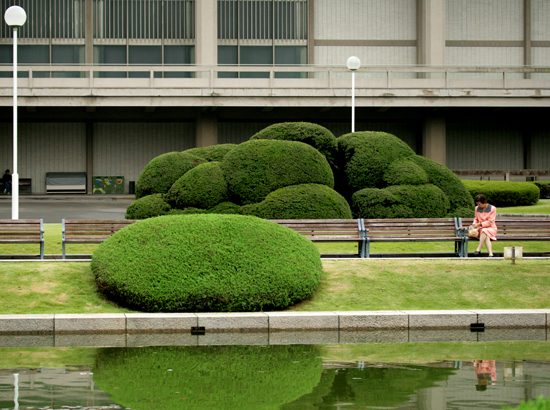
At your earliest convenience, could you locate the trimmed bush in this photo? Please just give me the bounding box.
[92,214,322,312]
[462,180,540,207]
[135,151,205,199]
[250,122,338,165]
[242,183,352,219]
[409,155,475,212]
[167,161,228,210]
[445,206,475,218]
[222,139,334,205]
[336,132,415,194]
[208,201,243,214]
[168,207,207,215]
[185,143,237,162]
[125,194,171,220]
[534,181,550,199]
[93,345,323,410]
[351,188,414,219]
[383,159,429,186]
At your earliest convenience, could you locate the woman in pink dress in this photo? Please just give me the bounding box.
[473,194,497,257]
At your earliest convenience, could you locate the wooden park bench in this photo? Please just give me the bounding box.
[269,219,367,258]
[62,219,136,259]
[362,218,465,258]
[0,219,44,259]
[459,217,550,256]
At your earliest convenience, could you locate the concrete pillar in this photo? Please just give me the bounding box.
[85,0,93,65]
[417,0,446,66]
[196,111,218,148]
[196,0,217,65]
[423,117,446,166]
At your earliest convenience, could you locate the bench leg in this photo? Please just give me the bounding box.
[463,238,469,258]
[366,238,371,258]
[40,242,44,260]
[62,242,66,260]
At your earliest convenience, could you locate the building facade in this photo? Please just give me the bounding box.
[1,0,549,194]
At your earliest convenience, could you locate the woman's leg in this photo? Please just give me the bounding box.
[485,236,493,256]
[476,231,487,252]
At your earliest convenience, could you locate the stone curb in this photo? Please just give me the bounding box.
[1,309,549,335]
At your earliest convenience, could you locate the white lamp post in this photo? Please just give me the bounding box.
[346,56,361,133]
[4,6,27,220]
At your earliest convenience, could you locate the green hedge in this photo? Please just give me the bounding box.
[383,159,429,186]
[502,396,550,410]
[125,194,171,220]
[462,180,540,207]
[92,214,322,312]
[336,131,415,194]
[185,143,237,162]
[534,182,550,199]
[250,122,338,166]
[208,201,243,214]
[222,139,334,205]
[167,161,228,210]
[93,345,323,410]
[135,151,205,199]
[242,183,352,219]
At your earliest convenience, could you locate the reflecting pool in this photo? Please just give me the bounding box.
[1,340,550,409]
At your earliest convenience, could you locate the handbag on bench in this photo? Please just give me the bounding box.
[468,225,479,238]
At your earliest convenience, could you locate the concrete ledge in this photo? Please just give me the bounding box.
[126,313,197,333]
[406,310,477,329]
[55,314,126,334]
[337,311,408,330]
[0,314,54,334]
[266,312,339,331]
[196,312,268,333]
[55,333,126,347]
[473,309,547,328]
[268,330,339,345]
[127,333,199,347]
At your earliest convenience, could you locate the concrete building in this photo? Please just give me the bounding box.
[0,0,549,194]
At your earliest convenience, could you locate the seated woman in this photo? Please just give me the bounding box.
[473,194,498,257]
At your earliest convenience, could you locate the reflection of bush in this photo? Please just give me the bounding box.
[93,345,323,410]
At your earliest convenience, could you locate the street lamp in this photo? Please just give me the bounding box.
[346,56,361,133]
[4,5,27,220]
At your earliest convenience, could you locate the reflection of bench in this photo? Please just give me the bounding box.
[46,172,86,194]
[362,218,465,258]
[459,217,550,256]
[0,219,44,259]
[269,219,367,258]
[62,219,137,259]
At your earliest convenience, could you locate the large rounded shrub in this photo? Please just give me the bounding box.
[167,161,228,210]
[135,152,205,199]
[243,184,352,219]
[337,132,415,194]
[125,194,171,220]
[222,139,334,205]
[351,188,414,219]
[462,180,540,207]
[207,201,242,214]
[185,143,237,162]
[93,345,323,410]
[383,159,429,186]
[250,122,338,165]
[91,214,322,312]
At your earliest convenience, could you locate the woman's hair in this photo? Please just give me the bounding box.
[475,194,487,204]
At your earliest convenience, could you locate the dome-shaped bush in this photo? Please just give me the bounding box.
[135,152,205,199]
[167,161,228,210]
[351,188,414,219]
[93,345,322,410]
[222,139,334,205]
[383,159,429,186]
[125,194,171,220]
[250,122,338,165]
[184,143,237,162]
[242,184,352,219]
[337,132,415,194]
[208,201,242,214]
[409,155,474,212]
[91,214,322,312]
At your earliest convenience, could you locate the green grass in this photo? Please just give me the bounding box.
[1,259,549,314]
[499,199,550,214]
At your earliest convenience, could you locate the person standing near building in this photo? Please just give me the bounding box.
[2,169,12,194]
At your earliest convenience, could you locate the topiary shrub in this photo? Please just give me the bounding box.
[167,207,207,215]
[462,180,540,207]
[208,201,243,214]
[386,184,450,218]
[383,159,429,186]
[351,188,414,219]
[125,194,171,220]
[534,181,550,199]
[184,143,237,162]
[242,184,352,219]
[445,207,475,218]
[167,161,228,210]
[409,155,474,212]
[250,122,338,166]
[135,152,205,199]
[222,139,334,205]
[91,214,322,312]
[336,131,415,195]
[93,345,323,410]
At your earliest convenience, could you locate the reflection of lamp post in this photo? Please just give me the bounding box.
[4,6,27,220]
[346,56,361,133]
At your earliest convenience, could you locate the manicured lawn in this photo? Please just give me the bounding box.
[1,259,549,314]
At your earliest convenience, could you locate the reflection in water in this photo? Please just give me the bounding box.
[1,345,550,409]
